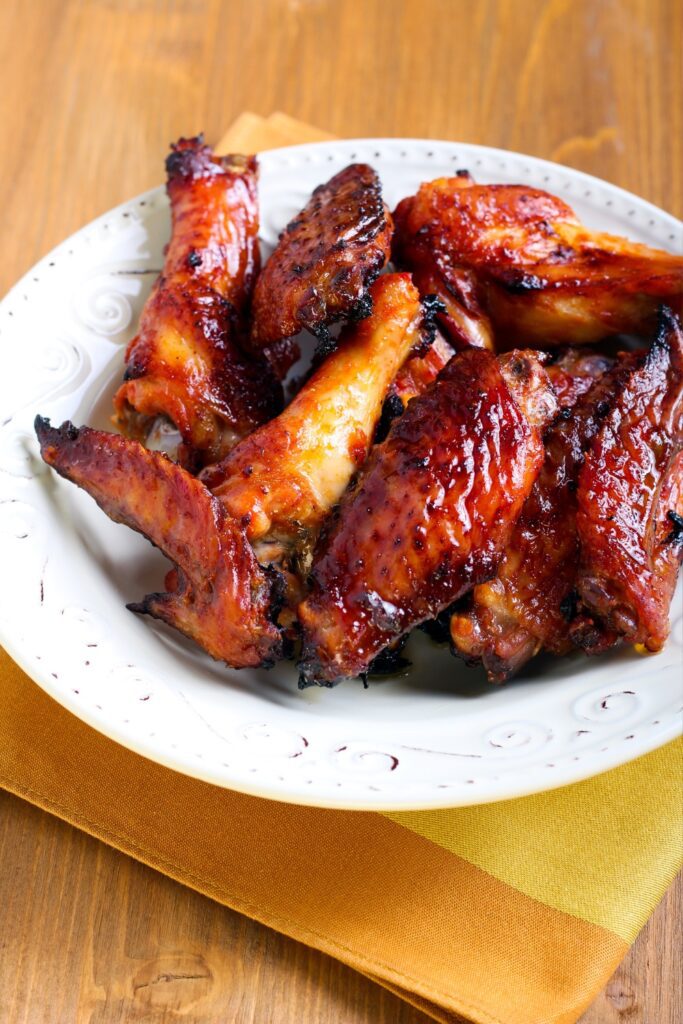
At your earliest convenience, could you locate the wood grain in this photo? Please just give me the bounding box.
[0,1,681,1021]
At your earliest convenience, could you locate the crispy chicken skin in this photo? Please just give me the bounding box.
[113,136,281,469]
[249,164,394,371]
[450,352,637,681]
[545,348,615,409]
[298,348,557,686]
[202,274,423,557]
[571,308,683,653]
[393,174,683,349]
[390,330,455,407]
[35,418,282,668]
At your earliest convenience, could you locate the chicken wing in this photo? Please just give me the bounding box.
[249,164,394,373]
[571,307,683,652]
[450,352,637,681]
[35,418,282,668]
[298,348,557,686]
[113,136,281,469]
[393,174,683,349]
[202,273,423,568]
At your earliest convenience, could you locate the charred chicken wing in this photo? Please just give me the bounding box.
[393,174,683,349]
[114,136,281,469]
[571,307,683,652]
[298,348,557,686]
[35,418,282,668]
[249,164,394,373]
[450,352,637,681]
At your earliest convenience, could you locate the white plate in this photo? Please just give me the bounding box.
[1,139,682,810]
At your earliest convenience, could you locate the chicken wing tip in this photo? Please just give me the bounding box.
[34,415,82,454]
[165,135,257,181]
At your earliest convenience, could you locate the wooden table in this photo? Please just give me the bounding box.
[1,1,680,1021]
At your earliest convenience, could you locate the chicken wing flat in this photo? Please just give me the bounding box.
[298,348,557,686]
[249,164,394,371]
[35,418,282,667]
[393,174,683,349]
[450,352,637,681]
[571,307,683,653]
[114,136,281,469]
[203,274,423,563]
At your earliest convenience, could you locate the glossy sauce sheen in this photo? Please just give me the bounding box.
[450,351,638,681]
[35,419,282,668]
[298,348,556,685]
[573,309,683,651]
[393,175,683,349]
[114,137,281,468]
[250,163,394,371]
[204,274,422,546]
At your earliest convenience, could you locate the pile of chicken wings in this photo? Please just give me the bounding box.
[36,135,683,688]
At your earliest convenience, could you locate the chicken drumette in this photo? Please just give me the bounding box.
[114,136,281,470]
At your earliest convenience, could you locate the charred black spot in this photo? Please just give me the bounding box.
[286,218,303,234]
[187,249,202,268]
[368,636,411,676]
[496,271,547,294]
[412,292,447,354]
[560,589,579,621]
[123,361,146,381]
[263,563,288,627]
[653,304,679,350]
[312,324,336,362]
[374,392,405,443]
[664,510,683,545]
[595,400,610,418]
[455,168,471,178]
[349,292,373,322]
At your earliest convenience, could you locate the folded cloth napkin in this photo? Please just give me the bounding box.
[1,112,681,1024]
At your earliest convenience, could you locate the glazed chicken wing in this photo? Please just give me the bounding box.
[114,136,281,469]
[35,418,282,668]
[203,274,423,565]
[393,174,683,349]
[249,164,394,374]
[571,307,683,652]
[298,348,557,686]
[450,351,637,681]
